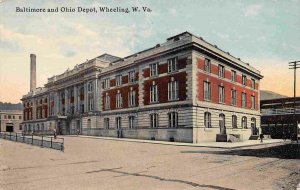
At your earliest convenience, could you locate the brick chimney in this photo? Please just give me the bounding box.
[30,54,36,92]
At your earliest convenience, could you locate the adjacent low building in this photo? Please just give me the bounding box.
[21,32,263,142]
[261,96,300,139]
[0,110,23,132]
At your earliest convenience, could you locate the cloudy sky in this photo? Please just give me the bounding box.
[0,0,299,103]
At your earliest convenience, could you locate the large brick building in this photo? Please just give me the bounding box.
[21,32,263,142]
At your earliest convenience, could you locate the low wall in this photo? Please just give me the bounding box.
[82,128,193,143]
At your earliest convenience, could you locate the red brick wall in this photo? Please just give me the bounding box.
[144,72,187,105]
[102,84,139,110]
[197,57,259,110]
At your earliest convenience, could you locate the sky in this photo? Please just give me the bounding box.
[0,0,300,103]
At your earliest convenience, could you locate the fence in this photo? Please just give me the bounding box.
[0,132,64,151]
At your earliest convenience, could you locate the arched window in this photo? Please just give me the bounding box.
[242,116,247,129]
[104,118,110,129]
[251,117,257,135]
[232,115,237,128]
[219,114,225,128]
[128,116,135,129]
[204,112,211,128]
[168,112,178,128]
[116,117,122,129]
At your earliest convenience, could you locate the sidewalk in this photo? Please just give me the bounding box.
[68,135,290,149]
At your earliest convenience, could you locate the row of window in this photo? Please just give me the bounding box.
[103,70,136,89]
[204,112,256,129]
[204,58,256,89]
[1,115,22,120]
[103,57,179,90]
[102,112,179,129]
[203,81,256,109]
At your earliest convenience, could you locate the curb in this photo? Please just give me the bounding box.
[66,135,289,149]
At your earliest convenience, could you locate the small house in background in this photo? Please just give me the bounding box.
[0,110,23,132]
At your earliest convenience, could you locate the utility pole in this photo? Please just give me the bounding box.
[288,61,300,144]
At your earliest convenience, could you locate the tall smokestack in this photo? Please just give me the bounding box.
[30,54,36,92]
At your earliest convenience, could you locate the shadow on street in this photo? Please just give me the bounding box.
[181,144,300,159]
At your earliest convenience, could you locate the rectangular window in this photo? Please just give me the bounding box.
[150,114,158,128]
[8,115,11,119]
[251,96,256,109]
[116,75,122,86]
[150,63,158,77]
[104,118,109,129]
[168,112,178,128]
[116,92,123,108]
[88,96,93,111]
[231,89,237,106]
[231,70,236,82]
[168,57,178,73]
[88,82,93,92]
[218,86,225,103]
[129,90,136,107]
[204,58,211,73]
[218,65,225,78]
[204,81,211,100]
[242,75,247,86]
[116,117,122,129]
[128,116,135,129]
[242,92,247,108]
[104,78,110,89]
[168,81,179,101]
[251,79,256,89]
[129,71,135,83]
[105,95,110,110]
[150,84,158,103]
[19,116,22,120]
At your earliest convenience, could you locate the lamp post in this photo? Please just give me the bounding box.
[288,61,300,144]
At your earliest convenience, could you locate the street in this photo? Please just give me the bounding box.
[0,137,299,190]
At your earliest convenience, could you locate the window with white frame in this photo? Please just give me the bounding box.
[231,89,237,106]
[218,86,225,103]
[168,57,178,73]
[104,118,109,129]
[88,95,93,111]
[105,94,110,110]
[231,70,236,82]
[251,95,256,109]
[116,75,122,86]
[128,88,136,107]
[104,78,110,89]
[242,75,247,86]
[204,81,211,100]
[150,113,159,128]
[168,80,179,101]
[242,116,247,128]
[87,82,93,92]
[251,79,256,89]
[168,112,178,128]
[116,92,123,108]
[204,112,211,128]
[242,92,247,108]
[150,83,158,103]
[128,116,135,129]
[150,63,158,77]
[129,71,135,83]
[204,58,211,73]
[232,115,237,128]
[218,65,225,78]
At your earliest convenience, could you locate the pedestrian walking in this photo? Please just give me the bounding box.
[260,133,264,143]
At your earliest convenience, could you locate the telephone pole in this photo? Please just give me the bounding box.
[288,61,300,144]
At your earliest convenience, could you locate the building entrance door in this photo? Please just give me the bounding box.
[6,124,13,132]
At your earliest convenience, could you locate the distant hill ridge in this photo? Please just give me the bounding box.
[0,102,23,110]
[260,90,288,101]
